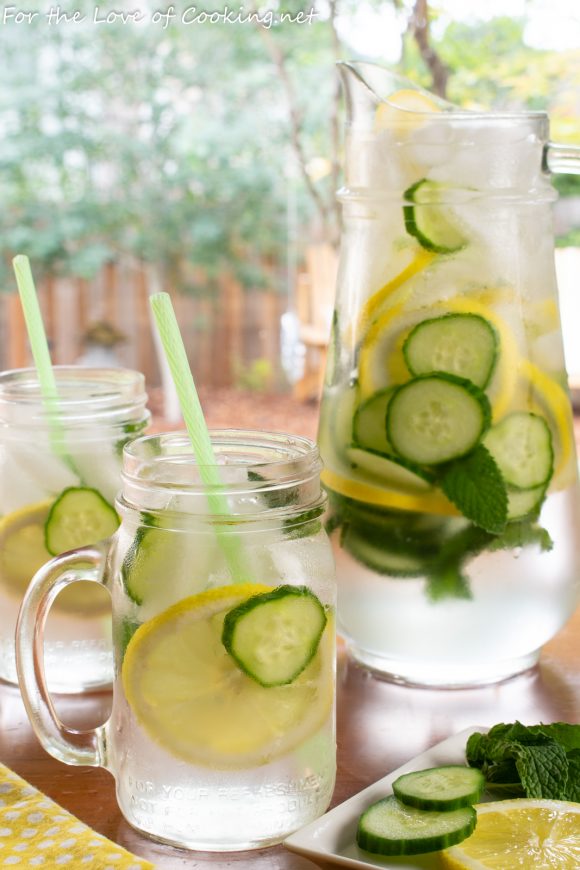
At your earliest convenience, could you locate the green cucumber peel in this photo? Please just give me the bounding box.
[44,486,120,556]
[403,312,499,389]
[403,178,467,255]
[387,373,492,467]
[221,585,327,687]
[356,794,476,857]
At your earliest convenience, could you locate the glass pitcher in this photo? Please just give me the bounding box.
[318,61,580,687]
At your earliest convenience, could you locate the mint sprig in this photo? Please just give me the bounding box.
[440,444,507,534]
[466,722,580,801]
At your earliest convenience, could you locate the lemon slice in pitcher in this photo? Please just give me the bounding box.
[375,88,442,131]
[0,501,109,616]
[122,584,334,769]
[443,799,580,868]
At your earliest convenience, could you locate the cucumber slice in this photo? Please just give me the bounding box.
[122,525,216,616]
[221,585,327,687]
[387,374,491,466]
[44,487,119,556]
[346,447,434,493]
[403,313,498,389]
[483,412,553,490]
[507,485,546,520]
[353,388,395,454]
[393,765,485,811]
[357,794,476,857]
[403,179,467,254]
[341,523,428,577]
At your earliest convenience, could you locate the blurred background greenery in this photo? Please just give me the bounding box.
[1,0,579,402]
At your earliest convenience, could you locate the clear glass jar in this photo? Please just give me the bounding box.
[318,62,580,687]
[16,430,336,851]
[0,366,149,692]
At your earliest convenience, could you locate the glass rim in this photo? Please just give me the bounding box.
[122,429,323,492]
[0,366,147,406]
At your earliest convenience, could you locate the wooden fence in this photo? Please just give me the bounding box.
[0,260,287,391]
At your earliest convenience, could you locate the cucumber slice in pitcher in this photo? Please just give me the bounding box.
[483,412,553,490]
[341,523,429,577]
[507,485,546,520]
[346,446,434,492]
[353,387,395,454]
[403,313,498,388]
[222,585,327,687]
[387,374,491,466]
[44,487,119,555]
[403,179,467,254]
[357,794,476,857]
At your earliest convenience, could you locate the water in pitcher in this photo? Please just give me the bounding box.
[318,62,580,686]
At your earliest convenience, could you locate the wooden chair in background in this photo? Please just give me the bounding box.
[293,243,338,402]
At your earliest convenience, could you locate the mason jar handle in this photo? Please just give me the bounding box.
[545,142,580,175]
[15,543,110,768]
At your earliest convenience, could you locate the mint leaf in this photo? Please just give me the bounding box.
[426,564,471,602]
[466,722,580,800]
[440,445,507,533]
[489,521,553,553]
[564,750,580,801]
[426,524,491,602]
[513,741,569,799]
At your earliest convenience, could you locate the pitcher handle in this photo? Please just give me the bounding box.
[544,142,580,175]
[15,543,110,768]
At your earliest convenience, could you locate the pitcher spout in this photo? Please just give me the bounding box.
[337,60,453,129]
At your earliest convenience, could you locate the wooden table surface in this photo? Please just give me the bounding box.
[1,613,579,870]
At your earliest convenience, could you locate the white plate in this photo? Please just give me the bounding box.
[284,726,487,869]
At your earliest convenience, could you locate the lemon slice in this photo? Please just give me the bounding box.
[0,502,109,616]
[122,584,334,769]
[321,467,458,517]
[375,88,442,132]
[519,359,576,489]
[357,249,435,339]
[443,799,580,869]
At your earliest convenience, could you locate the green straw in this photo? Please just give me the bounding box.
[12,255,70,462]
[12,255,58,400]
[150,292,250,583]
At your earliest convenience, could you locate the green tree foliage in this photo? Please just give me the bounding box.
[1,3,579,292]
[0,1,338,290]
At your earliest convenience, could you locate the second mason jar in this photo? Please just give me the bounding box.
[0,366,149,692]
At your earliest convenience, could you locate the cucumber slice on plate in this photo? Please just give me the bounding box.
[44,486,119,556]
[403,178,467,254]
[483,412,553,490]
[387,374,491,466]
[357,794,476,856]
[346,446,434,492]
[222,585,327,687]
[393,765,485,811]
[353,388,395,454]
[403,313,498,389]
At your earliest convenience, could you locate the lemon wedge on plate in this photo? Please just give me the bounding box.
[122,584,334,769]
[0,501,108,616]
[443,799,580,869]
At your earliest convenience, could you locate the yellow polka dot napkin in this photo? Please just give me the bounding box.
[0,763,153,868]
